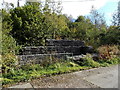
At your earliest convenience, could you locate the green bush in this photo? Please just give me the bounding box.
[1,78,14,85]
[67,62,79,67]
[1,9,20,74]
[78,54,100,68]
[2,53,18,73]
[100,26,120,45]
[106,57,120,64]
[21,64,43,71]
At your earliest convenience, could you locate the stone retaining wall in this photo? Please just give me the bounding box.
[18,53,72,65]
[19,39,93,55]
[20,46,94,55]
[18,39,94,65]
[45,39,85,46]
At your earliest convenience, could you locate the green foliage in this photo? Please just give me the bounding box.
[67,62,79,67]
[2,34,16,54]
[2,61,87,86]
[67,15,107,48]
[98,57,120,66]
[75,16,85,22]
[42,13,70,39]
[106,57,120,65]
[100,26,120,45]
[1,78,14,85]
[2,51,18,74]
[1,9,19,54]
[68,16,93,41]
[9,2,69,46]
[2,55,119,86]
[112,1,120,26]
[79,54,100,68]
[86,28,101,48]
[1,1,119,48]
[21,64,43,71]
[10,3,46,46]
[97,60,110,67]
[1,9,19,74]
[2,53,17,68]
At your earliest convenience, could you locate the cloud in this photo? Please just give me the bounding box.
[109,0,119,2]
[105,12,114,25]
[61,0,110,19]
[3,0,26,7]
[106,12,114,18]
[2,0,118,20]
[4,0,17,4]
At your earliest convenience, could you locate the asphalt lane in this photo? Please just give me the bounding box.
[84,65,118,88]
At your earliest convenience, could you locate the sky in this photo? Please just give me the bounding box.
[0,0,119,26]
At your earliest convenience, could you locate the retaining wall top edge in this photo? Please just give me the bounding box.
[17,53,73,56]
[46,39,85,42]
[23,46,86,48]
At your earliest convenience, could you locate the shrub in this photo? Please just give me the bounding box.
[1,78,14,85]
[20,64,43,71]
[106,57,120,64]
[100,26,120,45]
[97,45,120,60]
[2,32,19,74]
[1,9,20,74]
[2,53,18,74]
[97,45,120,65]
[67,62,79,67]
[77,54,100,68]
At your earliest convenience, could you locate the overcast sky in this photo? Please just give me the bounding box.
[0,0,119,25]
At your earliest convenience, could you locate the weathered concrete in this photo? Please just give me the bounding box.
[84,65,118,88]
[8,83,33,88]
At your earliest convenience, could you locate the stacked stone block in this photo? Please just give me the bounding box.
[18,39,94,65]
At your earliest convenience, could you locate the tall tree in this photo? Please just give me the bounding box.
[10,1,69,46]
[10,2,47,46]
[100,26,120,45]
[112,1,120,26]
[1,9,19,73]
[42,0,68,39]
[89,6,106,29]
